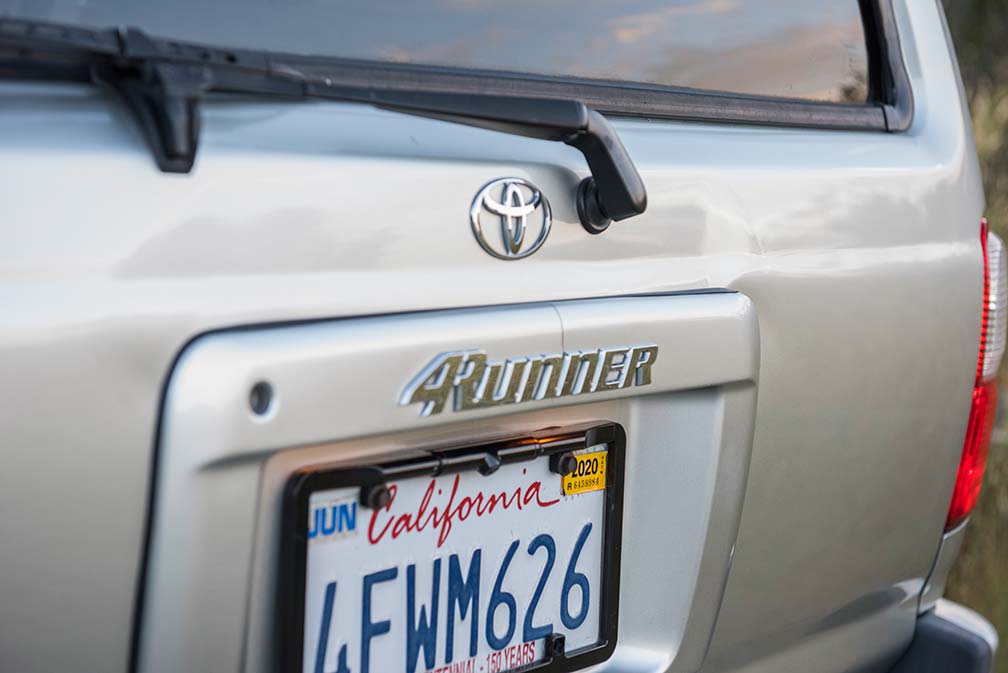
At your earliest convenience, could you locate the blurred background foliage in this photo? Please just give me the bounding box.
[942,1,1008,669]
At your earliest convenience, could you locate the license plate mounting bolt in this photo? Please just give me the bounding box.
[477,453,501,476]
[549,451,578,476]
[359,482,391,510]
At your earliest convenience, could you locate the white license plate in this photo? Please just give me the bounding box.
[278,424,624,673]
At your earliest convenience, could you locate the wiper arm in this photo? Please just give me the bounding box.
[355,90,646,229]
[0,18,646,231]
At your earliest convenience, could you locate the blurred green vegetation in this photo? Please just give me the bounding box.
[942,1,1008,670]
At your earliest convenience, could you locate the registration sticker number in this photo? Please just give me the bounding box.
[278,424,625,673]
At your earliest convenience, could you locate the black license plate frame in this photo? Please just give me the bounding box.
[276,421,626,673]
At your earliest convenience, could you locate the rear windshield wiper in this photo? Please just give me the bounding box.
[0,18,646,232]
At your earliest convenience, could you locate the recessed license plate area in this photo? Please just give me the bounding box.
[279,424,624,673]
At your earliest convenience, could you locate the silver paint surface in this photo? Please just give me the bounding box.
[919,522,967,614]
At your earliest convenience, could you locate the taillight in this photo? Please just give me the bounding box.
[946,219,1006,530]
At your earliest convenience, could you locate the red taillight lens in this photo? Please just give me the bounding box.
[946,218,1005,530]
[946,379,997,529]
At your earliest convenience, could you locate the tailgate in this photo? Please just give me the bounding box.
[139,293,758,673]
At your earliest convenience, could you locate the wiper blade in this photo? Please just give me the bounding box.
[0,18,646,231]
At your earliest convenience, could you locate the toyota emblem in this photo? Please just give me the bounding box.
[469,178,552,260]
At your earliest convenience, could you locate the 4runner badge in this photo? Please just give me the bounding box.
[400,345,658,417]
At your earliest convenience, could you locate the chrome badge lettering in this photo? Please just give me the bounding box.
[470,178,552,260]
[400,345,659,417]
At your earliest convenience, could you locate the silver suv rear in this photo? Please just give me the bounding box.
[0,2,999,673]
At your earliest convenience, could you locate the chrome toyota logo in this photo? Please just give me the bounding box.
[470,178,552,260]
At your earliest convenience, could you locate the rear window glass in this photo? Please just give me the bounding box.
[7,0,870,103]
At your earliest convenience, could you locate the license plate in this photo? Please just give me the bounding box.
[278,423,625,673]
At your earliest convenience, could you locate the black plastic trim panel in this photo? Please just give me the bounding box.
[888,612,994,673]
[860,0,914,130]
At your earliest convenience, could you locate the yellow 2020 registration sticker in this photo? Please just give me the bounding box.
[562,450,608,496]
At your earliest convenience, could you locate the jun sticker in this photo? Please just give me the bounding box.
[307,497,358,543]
[562,450,607,496]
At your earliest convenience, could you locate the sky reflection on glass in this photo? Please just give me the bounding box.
[5,0,869,102]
